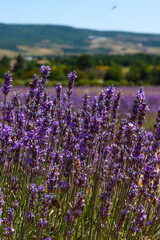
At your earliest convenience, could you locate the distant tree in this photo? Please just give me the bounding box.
[76,55,94,70]
[14,54,24,72]
[49,65,69,81]
[150,66,160,85]
[24,69,40,79]
[0,65,9,78]
[25,61,38,71]
[126,61,150,84]
[75,69,86,80]
[0,56,10,77]
[104,64,123,82]
[1,56,10,68]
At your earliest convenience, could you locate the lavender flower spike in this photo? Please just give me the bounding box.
[1,71,12,95]
[67,70,77,96]
[40,65,51,79]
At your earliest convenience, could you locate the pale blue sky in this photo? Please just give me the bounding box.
[0,0,159,33]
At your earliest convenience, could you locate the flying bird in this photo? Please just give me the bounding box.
[111,5,117,10]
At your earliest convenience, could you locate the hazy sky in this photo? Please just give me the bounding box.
[0,0,159,34]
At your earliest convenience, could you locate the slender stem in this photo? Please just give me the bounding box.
[2,94,6,129]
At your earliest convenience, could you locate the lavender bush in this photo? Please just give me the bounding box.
[0,66,160,240]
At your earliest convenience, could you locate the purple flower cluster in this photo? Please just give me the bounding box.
[0,66,159,239]
[67,70,77,96]
[1,71,12,95]
[64,192,85,236]
[40,65,51,79]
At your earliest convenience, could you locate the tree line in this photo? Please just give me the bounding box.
[0,53,160,86]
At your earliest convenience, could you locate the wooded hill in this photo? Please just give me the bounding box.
[0,23,160,57]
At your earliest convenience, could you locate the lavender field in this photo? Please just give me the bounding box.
[0,68,160,239]
[4,85,160,114]
[4,85,160,131]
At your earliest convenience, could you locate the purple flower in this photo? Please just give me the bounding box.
[128,183,138,204]
[47,167,60,193]
[130,205,147,233]
[101,201,112,219]
[40,65,50,79]
[7,208,15,224]
[29,74,39,98]
[27,184,38,209]
[38,185,45,197]
[148,220,152,225]
[68,71,77,82]
[12,176,19,195]
[56,82,62,101]
[3,226,15,236]
[26,211,35,221]
[65,192,85,229]
[41,194,54,218]
[12,92,20,108]
[14,200,19,209]
[39,218,48,229]
[1,71,12,95]
[67,70,77,95]
[0,192,4,208]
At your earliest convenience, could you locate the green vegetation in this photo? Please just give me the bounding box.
[1,53,160,86]
[1,23,160,56]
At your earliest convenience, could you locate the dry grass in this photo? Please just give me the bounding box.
[0,49,17,58]
[88,38,160,55]
[17,45,64,56]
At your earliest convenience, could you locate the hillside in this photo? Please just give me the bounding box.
[1,23,160,57]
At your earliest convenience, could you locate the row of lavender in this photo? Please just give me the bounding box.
[0,67,160,239]
[1,86,160,115]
